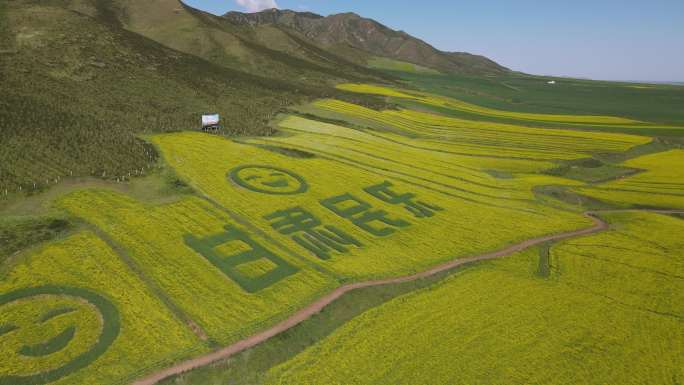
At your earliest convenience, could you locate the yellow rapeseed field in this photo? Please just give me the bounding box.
[0,231,202,385]
[576,149,684,208]
[310,99,648,158]
[3,77,681,385]
[263,212,684,385]
[275,110,647,174]
[57,191,336,345]
[551,211,684,318]
[152,132,591,281]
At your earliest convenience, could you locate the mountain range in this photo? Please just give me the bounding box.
[100,1,508,80]
[222,8,508,75]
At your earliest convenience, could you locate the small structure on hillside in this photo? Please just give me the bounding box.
[547,80,556,85]
[201,113,221,131]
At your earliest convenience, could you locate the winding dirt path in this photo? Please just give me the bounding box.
[131,209,684,385]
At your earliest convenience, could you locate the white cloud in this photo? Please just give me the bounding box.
[236,0,279,12]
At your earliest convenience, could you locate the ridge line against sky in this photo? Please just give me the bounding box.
[184,0,684,82]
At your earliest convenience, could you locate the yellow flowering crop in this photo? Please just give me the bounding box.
[576,150,684,208]
[337,83,644,125]
[264,212,684,385]
[0,232,202,385]
[152,131,591,281]
[57,191,336,346]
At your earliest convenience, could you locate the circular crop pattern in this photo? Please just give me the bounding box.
[0,286,120,385]
[228,165,308,195]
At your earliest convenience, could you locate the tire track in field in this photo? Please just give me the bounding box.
[130,209,684,385]
[85,224,210,342]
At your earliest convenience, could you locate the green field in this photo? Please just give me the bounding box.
[367,57,441,75]
[2,73,684,385]
[387,71,684,126]
[338,83,646,125]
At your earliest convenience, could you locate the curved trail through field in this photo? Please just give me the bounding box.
[131,209,684,385]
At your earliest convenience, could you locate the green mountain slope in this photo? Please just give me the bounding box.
[223,9,510,75]
[0,0,380,194]
[89,0,392,85]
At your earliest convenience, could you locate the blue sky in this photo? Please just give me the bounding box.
[184,0,684,82]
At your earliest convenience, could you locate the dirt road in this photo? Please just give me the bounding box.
[131,209,683,385]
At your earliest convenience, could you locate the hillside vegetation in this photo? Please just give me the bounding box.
[223,9,509,75]
[103,0,392,84]
[0,0,387,195]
